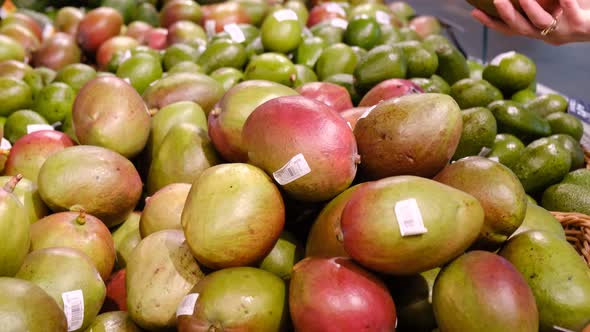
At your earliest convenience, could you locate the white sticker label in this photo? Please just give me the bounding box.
[62,290,85,331]
[553,326,576,332]
[176,293,199,317]
[42,24,55,41]
[205,20,216,36]
[325,3,346,16]
[27,124,55,134]
[273,153,311,185]
[489,51,516,66]
[0,138,11,150]
[478,147,492,157]
[330,18,348,30]
[358,105,376,120]
[224,23,246,43]
[273,9,299,22]
[375,11,391,25]
[489,156,500,162]
[395,198,428,237]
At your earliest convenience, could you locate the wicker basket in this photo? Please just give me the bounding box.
[551,212,590,267]
[548,148,590,268]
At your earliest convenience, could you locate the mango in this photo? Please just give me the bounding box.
[500,230,590,332]
[140,183,191,237]
[341,175,484,275]
[511,202,566,239]
[111,212,141,269]
[354,93,462,180]
[433,251,538,331]
[435,157,527,250]
[147,123,220,195]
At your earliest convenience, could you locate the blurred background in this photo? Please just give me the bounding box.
[409,0,590,98]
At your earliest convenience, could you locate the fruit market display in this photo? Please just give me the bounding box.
[0,0,590,331]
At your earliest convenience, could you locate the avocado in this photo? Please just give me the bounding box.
[450,78,503,109]
[525,93,568,117]
[487,133,526,169]
[548,134,585,170]
[546,112,584,141]
[483,51,536,95]
[453,107,497,160]
[488,100,551,141]
[562,168,590,187]
[396,41,439,78]
[410,74,451,94]
[353,44,406,93]
[542,182,590,215]
[423,35,469,85]
[500,230,590,332]
[512,137,572,193]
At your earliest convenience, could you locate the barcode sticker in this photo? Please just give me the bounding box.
[205,20,216,36]
[62,290,85,331]
[273,153,311,185]
[330,18,348,30]
[224,24,246,43]
[0,138,11,150]
[376,11,391,25]
[478,147,492,157]
[273,9,298,22]
[27,124,55,134]
[395,198,428,237]
[176,293,199,317]
[489,51,515,66]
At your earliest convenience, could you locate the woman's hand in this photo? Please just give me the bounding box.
[472,0,590,45]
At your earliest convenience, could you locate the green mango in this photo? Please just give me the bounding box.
[85,311,141,332]
[54,63,97,92]
[512,137,572,193]
[353,44,406,92]
[126,230,204,331]
[244,52,296,87]
[0,176,30,276]
[4,110,49,144]
[500,230,590,332]
[0,35,26,62]
[295,36,326,69]
[310,20,345,45]
[133,2,159,27]
[0,277,67,331]
[510,202,566,240]
[260,8,302,53]
[293,64,317,88]
[34,82,75,124]
[116,53,163,94]
[111,211,141,269]
[162,43,200,71]
[197,38,248,74]
[0,77,32,117]
[323,73,361,105]
[147,123,220,195]
[0,176,48,225]
[259,231,304,280]
[210,67,244,92]
[344,15,381,50]
[316,43,358,81]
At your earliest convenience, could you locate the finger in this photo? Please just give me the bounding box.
[560,0,583,22]
[519,0,556,29]
[471,9,517,35]
[494,0,539,35]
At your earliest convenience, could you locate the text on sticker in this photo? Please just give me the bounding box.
[273,153,311,186]
[395,198,428,237]
[62,290,85,331]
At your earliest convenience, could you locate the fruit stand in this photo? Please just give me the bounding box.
[0,0,589,331]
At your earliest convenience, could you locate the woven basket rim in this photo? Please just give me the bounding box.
[551,211,590,268]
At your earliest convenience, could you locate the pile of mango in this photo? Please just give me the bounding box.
[0,0,589,332]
